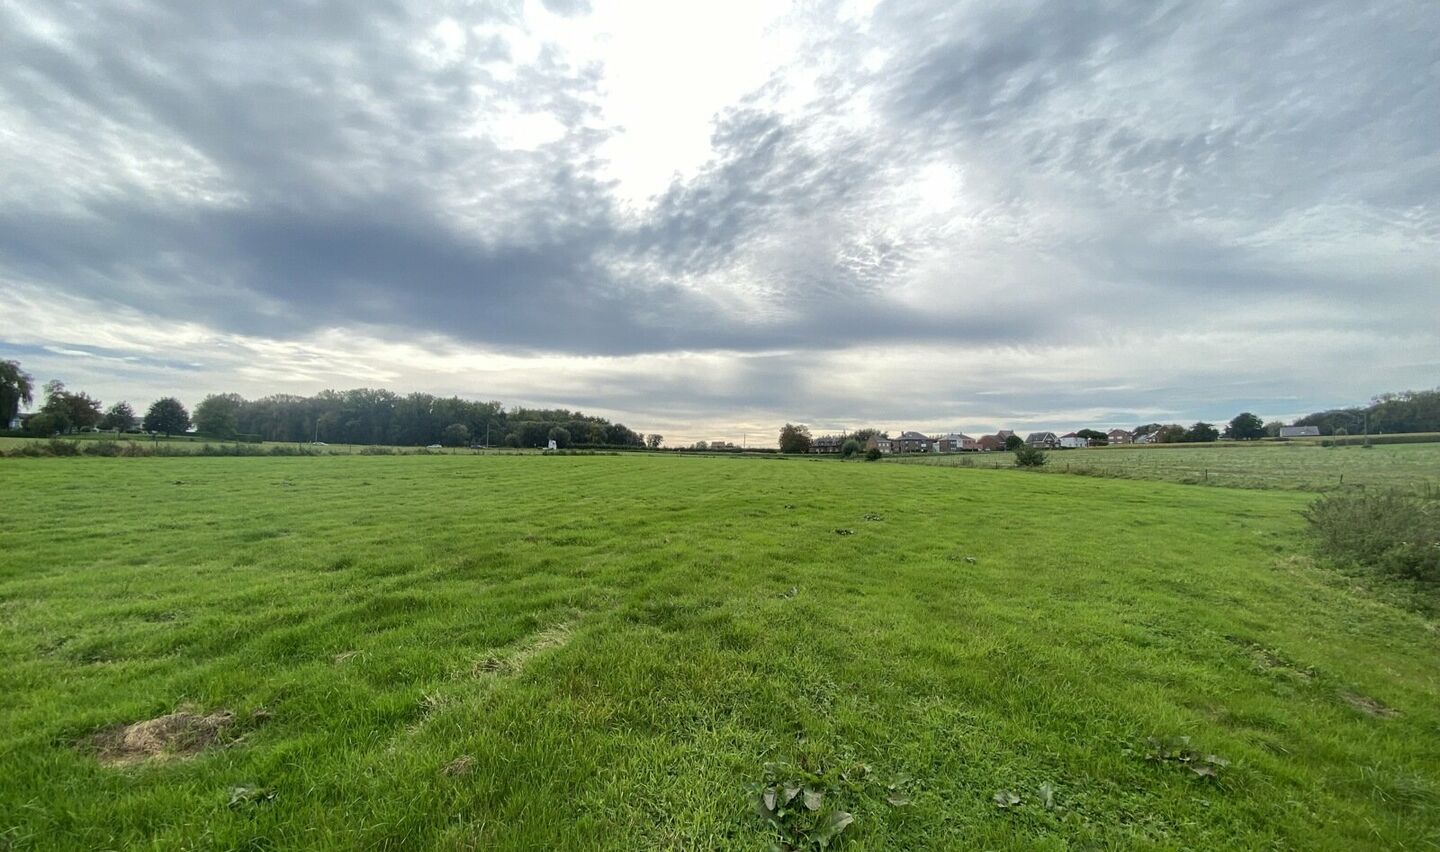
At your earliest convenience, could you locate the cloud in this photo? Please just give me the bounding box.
[1,0,1436,439]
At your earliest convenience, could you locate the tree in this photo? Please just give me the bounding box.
[1014,445,1048,467]
[1264,420,1284,438]
[144,397,190,436]
[1076,428,1108,445]
[778,423,812,454]
[646,433,663,449]
[38,380,102,433]
[0,360,34,426]
[1183,421,1219,443]
[841,438,861,458]
[1224,412,1265,441]
[547,426,571,448]
[194,393,243,438]
[1004,434,1024,451]
[25,411,61,437]
[504,433,521,448]
[1154,424,1187,443]
[865,446,883,461]
[441,423,470,447]
[100,401,137,432]
[850,428,886,446]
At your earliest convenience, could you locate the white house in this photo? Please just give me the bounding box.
[1058,432,1089,449]
[937,433,978,452]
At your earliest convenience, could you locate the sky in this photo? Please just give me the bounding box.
[2,0,1436,446]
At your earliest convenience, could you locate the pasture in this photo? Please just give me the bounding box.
[1,454,1437,849]
[890,441,1440,494]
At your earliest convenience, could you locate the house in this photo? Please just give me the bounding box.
[1106,429,1132,445]
[810,435,843,453]
[937,433,978,452]
[892,431,934,453]
[865,436,893,454]
[977,430,1016,451]
[1279,425,1321,438]
[1058,432,1089,449]
[1025,431,1059,449]
[1134,431,1158,444]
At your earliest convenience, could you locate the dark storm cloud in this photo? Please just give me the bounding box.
[1,0,1436,360]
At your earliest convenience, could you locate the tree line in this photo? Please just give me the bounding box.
[0,361,646,449]
[1293,389,1440,436]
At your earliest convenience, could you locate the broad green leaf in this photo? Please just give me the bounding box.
[814,811,854,848]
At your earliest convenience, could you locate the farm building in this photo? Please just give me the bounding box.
[1025,431,1060,449]
[1279,425,1321,438]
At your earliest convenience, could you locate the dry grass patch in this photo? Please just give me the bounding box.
[472,621,575,677]
[91,708,235,766]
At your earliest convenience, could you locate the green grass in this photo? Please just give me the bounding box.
[1,455,1437,849]
[890,441,1440,494]
[0,435,527,455]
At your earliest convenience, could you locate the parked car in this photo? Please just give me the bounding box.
[426,444,443,449]
[311,441,327,446]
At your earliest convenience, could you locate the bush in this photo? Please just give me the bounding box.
[865,447,883,461]
[1014,445,1048,467]
[841,439,861,458]
[83,440,123,457]
[359,445,396,455]
[1303,491,1440,581]
[46,439,82,456]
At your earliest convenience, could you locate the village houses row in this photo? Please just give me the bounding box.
[809,428,1152,454]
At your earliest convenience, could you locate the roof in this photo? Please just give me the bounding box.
[1279,425,1321,437]
[996,430,1015,439]
[1060,432,1079,438]
[1026,431,1057,441]
[897,431,929,440]
[1106,429,1130,436]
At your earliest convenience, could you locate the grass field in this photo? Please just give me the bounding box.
[2,455,1437,849]
[0,435,520,456]
[889,441,1440,494]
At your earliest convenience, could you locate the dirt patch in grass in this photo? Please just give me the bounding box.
[91,708,235,766]
[1340,691,1399,718]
